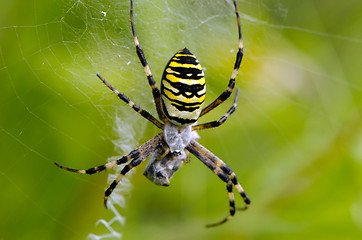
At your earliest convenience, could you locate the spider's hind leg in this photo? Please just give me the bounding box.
[200,0,243,117]
[130,0,167,122]
[97,74,163,129]
[192,88,239,131]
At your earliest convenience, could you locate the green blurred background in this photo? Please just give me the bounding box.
[1,0,362,239]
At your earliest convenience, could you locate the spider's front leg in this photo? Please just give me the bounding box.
[186,140,250,227]
[55,133,165,207]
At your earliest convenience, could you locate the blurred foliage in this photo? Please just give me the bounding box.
[1,0,362,239]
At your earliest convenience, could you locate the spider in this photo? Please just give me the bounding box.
[55,0,250,227]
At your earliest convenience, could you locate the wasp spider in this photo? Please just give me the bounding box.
[55,0,250,227]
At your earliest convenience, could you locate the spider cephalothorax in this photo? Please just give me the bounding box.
[55,0,250,227]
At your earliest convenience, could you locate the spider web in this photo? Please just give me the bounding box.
[1,0,362,239]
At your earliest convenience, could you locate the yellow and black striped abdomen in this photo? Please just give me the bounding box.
[161,48,206,125]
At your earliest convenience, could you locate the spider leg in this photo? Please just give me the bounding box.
[97,74,163,129]
[187,140,250,227]
[205,181,237,228]
[54,134,163,175]
[192,88,239,131]
[55,134,165,207]
[190,140,250,207]
[55,150,134,174]
[104,155,142,207]
[200,0,243,117]
[130,0,167,122]
[103,134,166,207]
[186,143,236,227]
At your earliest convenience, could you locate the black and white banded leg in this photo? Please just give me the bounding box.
[190,140,250,208]
[97,74,163,129]
[186,140,250,227]
[130,0,167,122]
[186,144,237,227]
[200,0,243,117]
[193,88,239,131]
[55,134,165,207]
